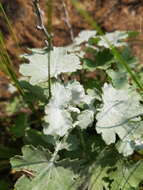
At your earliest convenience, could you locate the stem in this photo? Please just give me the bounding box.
[33,0,51,42]
[33,0,52,99]
[78,129,89,159]
[47,49,52,99]
[47,0,53,99]
[62,0,74,42]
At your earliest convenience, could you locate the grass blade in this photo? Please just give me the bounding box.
[71,0,143,92]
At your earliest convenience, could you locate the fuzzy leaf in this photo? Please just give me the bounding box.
[43,82,72,136]
[43,81,90,136]
[49,82,71,108]
[96,84,143,155]
[98,31,128,48]
[117,121,143,156]
[74,30,96,45]
[44,106,73,137]
[11,145,78,190]
[107,69,127,89]
[20,47,81,85]
[67,81,86,105]
[90,159,143,190]
[110,160,143,190]
[89,148,120,190]
[75,110,94,129]
[89,147,143,190]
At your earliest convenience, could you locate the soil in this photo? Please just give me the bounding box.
[0,0,143,96]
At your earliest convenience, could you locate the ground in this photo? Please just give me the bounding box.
[0,0,143,97]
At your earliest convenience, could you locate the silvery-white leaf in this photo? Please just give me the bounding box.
[98,31,128,48]
[43,82,73,136]
[83,89,98,111]
[44,105,73,136]
[74,30,97,45]
[96,84,143,147]
[118,121,143,156]
[66,81,86,105]
[68,106,80,114]
[134,139,143,150]
[50,82,87,108]
[50,82,71,108]
[20,47,81,85]
[118,140,135,156]
[76,110,94,129]
[83,94,95,106]
[43,81,86,137]
[43,81,95,136]
[11,145,78,190]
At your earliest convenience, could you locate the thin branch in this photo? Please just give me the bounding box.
[62,0,74,42]
[46,0,53,99]
[33,0,52,99]
[33,0,51,46]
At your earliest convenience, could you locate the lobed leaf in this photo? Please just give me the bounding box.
[43,81,95,136]
[98,31,128,48]
[74,30,97,45]
[11,145,78,190]
[20,47,81,85]
[96,83,143,156]
[75,110,94,129]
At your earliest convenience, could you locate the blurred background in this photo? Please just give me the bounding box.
[0,0,143,110]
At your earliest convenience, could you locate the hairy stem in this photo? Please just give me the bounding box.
[33,0,52,99]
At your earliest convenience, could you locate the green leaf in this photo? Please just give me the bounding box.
[10,113,28,137]
[110,160,143,190]
[83,49,113,71]
[107,69,127,89]
[127,30,139,38]
[20,47,81,85]
[0,145,18,159]
[94,48,113,69]
[89,157,143,190]
[19,81,47,103]
[106,47,138,89]
[121,47,138,67]
[63,134,80,151]
[11,145,78,190]
[0,179,11,190]
[24,129,55,148]
[88,148,120,190]
[6,96,21,114]
[83,58,96,71]
[96,84,143,156]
